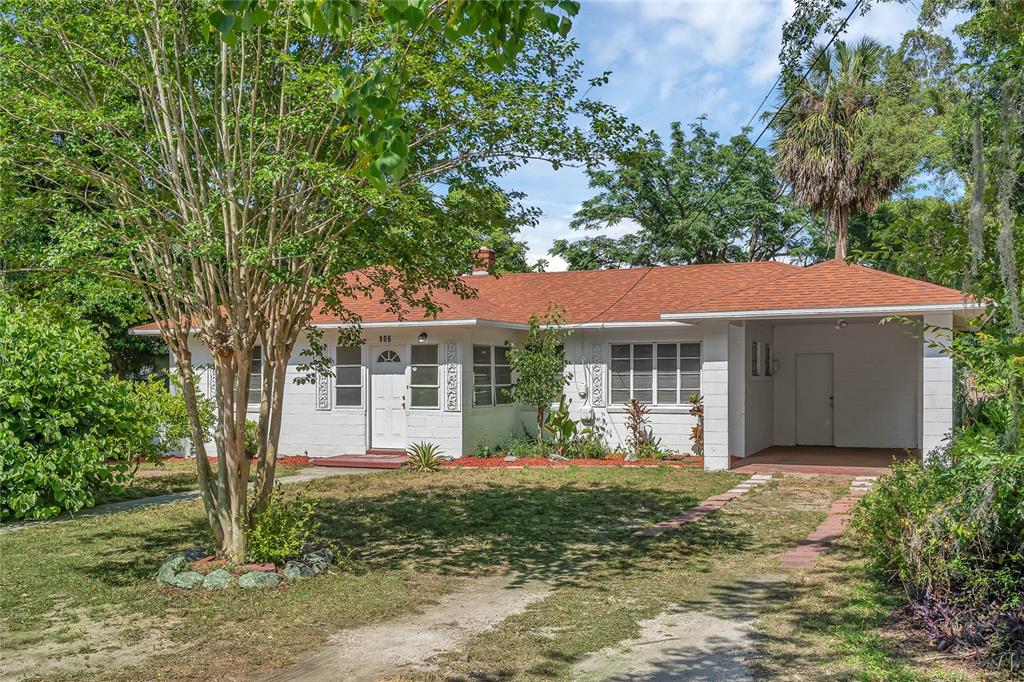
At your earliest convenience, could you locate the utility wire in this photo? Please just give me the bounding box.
[576,0,864,325]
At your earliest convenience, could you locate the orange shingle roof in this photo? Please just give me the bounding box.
[130,260,979,333]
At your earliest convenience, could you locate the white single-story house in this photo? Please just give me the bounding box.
[133,252,985,471]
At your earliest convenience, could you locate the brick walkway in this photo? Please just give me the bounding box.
[779,475,877,568]
[634,474,773,537]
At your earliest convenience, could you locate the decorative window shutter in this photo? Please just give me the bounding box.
[590,343,605,407]
[444,341,460,412]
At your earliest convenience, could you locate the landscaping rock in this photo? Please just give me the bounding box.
[284,561,316,580]
[202,568,234,590]
[548,454,569,462]
[173,571,205,589]
[503,455,518,462]
[183,546,207,562]
[156,556,188,586]
[301,548,333,575]
[624,453,639,462]
[238,571,282,589]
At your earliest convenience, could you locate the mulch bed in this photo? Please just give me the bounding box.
[444,456,703,469]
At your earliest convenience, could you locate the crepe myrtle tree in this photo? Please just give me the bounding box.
[506,306,571,441]
[0,0,602,561]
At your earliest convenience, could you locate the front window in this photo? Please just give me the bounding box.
[611,343,700,405]
[248,346,262,405]
[335,346,362,406]
[410,344,439,408]
[473,344,514,406]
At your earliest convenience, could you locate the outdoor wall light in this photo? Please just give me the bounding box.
[834,318,848,330]
[417,332,429,344]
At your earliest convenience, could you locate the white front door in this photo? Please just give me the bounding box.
[796,353,834,446]
[370,347,407,450]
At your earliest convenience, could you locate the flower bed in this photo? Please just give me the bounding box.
[162,454,312,467]
[445,456,703,469]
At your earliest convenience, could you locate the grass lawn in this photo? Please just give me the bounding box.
[92,459,306,505]
[0,467,985,681]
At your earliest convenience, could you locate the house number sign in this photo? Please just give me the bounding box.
[378,335,391,343]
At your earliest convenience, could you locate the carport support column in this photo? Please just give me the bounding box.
[702,321,730,471]
[922,313,954,461]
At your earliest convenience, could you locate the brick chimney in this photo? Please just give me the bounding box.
[470,247,496,275]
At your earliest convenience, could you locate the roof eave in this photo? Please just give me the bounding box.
[660,302,989,322]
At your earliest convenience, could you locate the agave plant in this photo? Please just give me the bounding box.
[406,441,444,472]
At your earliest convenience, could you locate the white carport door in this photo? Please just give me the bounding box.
[796,353,834,446]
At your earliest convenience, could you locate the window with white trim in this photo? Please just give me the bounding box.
[410,344,439,408]
[472,344,513,406]
[335,346,361,406]
[610,343,700,405]
[248,346,262,405]
[764,343,773,377]
[751,342,760,377]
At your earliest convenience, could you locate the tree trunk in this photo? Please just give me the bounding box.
[833,205,850,260]
[536,406,546,444]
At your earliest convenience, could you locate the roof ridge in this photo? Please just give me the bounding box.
[455,260,797,283]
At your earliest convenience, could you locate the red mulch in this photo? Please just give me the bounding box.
[444,456,703,469]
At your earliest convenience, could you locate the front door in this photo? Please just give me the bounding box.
[796,353,834,446]
[370,347,407,450]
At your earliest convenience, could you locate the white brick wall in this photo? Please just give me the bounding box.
[702,322,731,471]
[922,313,954,459]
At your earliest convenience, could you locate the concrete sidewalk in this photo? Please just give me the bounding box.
[0,466,377,536]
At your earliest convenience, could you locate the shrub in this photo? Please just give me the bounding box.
[0,302,172,520]
[243,418,261,459]
[624,399,662,459]
[852,440,1024,671]
[246,486,319,565]
[407,441,444,472]
[498,437,549,459]
[543,395,590,457]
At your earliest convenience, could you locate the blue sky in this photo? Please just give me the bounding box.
[501,0,933,270]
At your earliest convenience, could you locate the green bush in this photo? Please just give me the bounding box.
[0,302,176,520]
[243,418,261,459]
[852,438,1024,671]
[246,487,319,565]
[498,436,550,459]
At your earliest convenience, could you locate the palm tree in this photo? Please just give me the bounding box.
[768,37,904,260]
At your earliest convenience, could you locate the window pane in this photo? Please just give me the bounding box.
[611,344,630,359]
[658,389,677,404]
[680,358,700,372]
[411,344,437,365]
[411,387,438,407]
[411,365,438,386]
[248,387,261,404]
[680,343,700,358]
[657,343,677,358]
[633,372,652,389]
[496,387,514,404]
[336,366,360,386]
[473,387,493,406]
[252,346,262,361]
[473,366,492,386]
[681,373,700,392]
[473,345,491,364]
[494,345,509,364]
[634,358,653,373]
[610,372,630,392]
[336,346,360,365]
[335,387,360,406]
[657,357,677,373]
[494,366,512,386]
[611,388,630,404]
[633,344,653,359]
[634,389,653,402]
[610,358,629,373]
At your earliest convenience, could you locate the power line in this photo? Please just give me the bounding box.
[577,0,864,325]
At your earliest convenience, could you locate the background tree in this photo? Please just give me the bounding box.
[552,119,813,269]
[0,0,603,561]
[440,184,546,273]
[506,306,571,441]
[768,37,905,260]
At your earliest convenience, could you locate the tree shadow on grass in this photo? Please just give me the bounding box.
[315,481,753,586]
